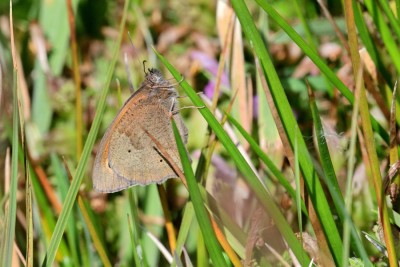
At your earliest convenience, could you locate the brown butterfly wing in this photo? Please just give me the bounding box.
[92,91,187,193]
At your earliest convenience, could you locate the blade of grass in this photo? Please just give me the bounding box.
[294,127,302,245]
[171,119,228,267]
[377,0,400,39]
[364,0,400,74]
[2,3,19,266]
[78,197,111,267]
[361,1,400,124]
[141,185,163,266]
[353,3,393,88]
[397,0,400,23]
[292,0,333,96]
[29,158,70,260]
[127,214,142,267]
[342,62,363,267]
[307,81,371,264]
[41,0,130,265]
[128,189,149,267]
[388,84,400,198]
[18,70,32,266]
[0,148,10,261]
[174,202,194,259]
[157,51,311,265]
[197,228,208,267]
[26,159,33,267]
[50,155,80,266]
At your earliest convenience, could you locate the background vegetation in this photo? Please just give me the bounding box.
[1,0,400,266]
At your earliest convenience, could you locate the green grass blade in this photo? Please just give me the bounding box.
[377,0,400,40]
[26,159,33,267]
[353,2,392,87]
[2,68,19,267]
[50,155,80,266]
[141,185,162,266]
[197,229,208,267]
[175,202,194,258]
[127,190,146,267]
[28,158,70,259]
[294,128,302,242]
[41,0,130,265]
[171,119,227,267]
[364,0,400,74]
[157,52,311,265]
[127,214,141,267]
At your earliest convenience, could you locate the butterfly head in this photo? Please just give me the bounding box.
[145,68,166,85]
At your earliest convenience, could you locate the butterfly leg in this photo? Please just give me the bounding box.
[168,98,176,118]
[177,92,203,99]
[172,105,204,115]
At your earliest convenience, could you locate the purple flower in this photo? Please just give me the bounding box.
[191,51,230,99]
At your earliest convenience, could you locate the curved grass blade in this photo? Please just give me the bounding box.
[308,84,371,264]
[171,119,228,267]
[2,65,19,267]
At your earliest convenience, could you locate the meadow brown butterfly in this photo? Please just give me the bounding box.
[92,68,188,193]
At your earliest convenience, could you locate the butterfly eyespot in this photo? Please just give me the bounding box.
[159,159,163,162]
[128,149,131,153]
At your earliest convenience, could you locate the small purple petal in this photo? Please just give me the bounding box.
[191,51,230,90]
[191,51,218,73]
[204,81,216,99]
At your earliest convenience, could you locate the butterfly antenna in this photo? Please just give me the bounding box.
[143,60,148,75]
